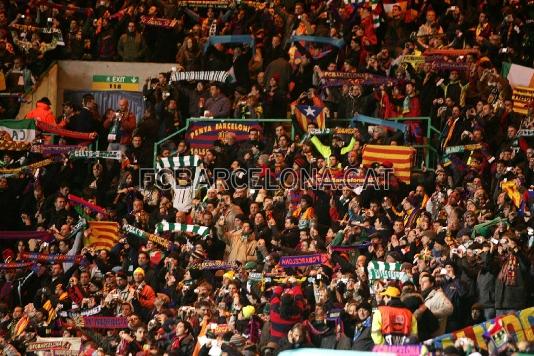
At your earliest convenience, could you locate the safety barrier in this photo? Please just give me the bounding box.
[153,116,440,179]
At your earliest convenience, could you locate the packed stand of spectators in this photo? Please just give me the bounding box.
[0,0,533,355]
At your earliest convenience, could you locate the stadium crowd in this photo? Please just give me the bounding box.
[0,0,533,355]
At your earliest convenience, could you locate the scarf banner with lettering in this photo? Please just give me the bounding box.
[68,194,108,216]
[373,345,422,355]
[186,120,262,156]
[190,260,238,270]
[367,260,409,282]
[20,252,84,264]
[289,36,345,48]
[0,119,36,141]
[309,127,360,135]
[70,150,122,160]
[140,15,178,29]
[0,230,53,241]
[155,221,210,237]
[36,121,95,141]
[27,340,74,352]
[204,35,255,54]
[170,71,230,83]
[426,307,534,351]
[30,336,82,355]
[0,262,33,269]
[67,218,87,239]
[0,139,31,151]
[74,316,128,329]
[279,254,328,268]
[58,305,102,318]
[122,224,171,250]
[321,71,398,87]
[0,158,54,174]
[511,86,534,115]
[444,143,483,155]
[330,242,371,252]
[177,0,229,7]
[423,48,480,56]
[31,144,86,156]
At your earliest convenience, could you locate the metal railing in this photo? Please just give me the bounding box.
[153,116,440,174]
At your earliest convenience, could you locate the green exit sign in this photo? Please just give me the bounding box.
[92,75,139,91]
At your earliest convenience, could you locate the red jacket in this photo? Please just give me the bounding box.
[26,102,56,125]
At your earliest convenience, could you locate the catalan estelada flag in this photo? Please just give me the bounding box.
[361,145,415,184]
[85,221,120,250]
[293,105,326,130]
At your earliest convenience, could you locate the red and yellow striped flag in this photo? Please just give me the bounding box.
[361,145,415,184]
[85,221,120,251]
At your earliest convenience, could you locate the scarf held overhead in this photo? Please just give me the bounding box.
[155,221,210,236]
[122,224,171,250]
[0,230,53,241]
[140,15,178,29]
[68,194,108,216]
[70,150,122,160]
[36,121,96,141]
[170,71,229,83]
[279,254,328,268]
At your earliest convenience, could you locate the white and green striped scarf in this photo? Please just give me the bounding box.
[155,221,210,236]
[367,260,409,282]
[156,155,201,170]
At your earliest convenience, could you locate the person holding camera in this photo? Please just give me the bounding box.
[103,97,137,153]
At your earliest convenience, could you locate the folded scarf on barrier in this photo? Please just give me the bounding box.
[0,158,54,174]
[20,252,84,264]
[0,140,31,151]
[36,121,95,141]
[31,144,86,156]
[155,221,210,236]
[279,253,328,268]
[70,150,122,160]
[0,230,53,241]
[74,316,128,329]
[170,71,229,83]
[289,35,345,48]
[189,260,238,270]
[140,15,178,29]
[204,35,255,54]
[68,194,108,216]
[122,224,172,250]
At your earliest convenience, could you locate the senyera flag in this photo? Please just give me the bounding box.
[361,144,415,184]
[85,221,120,251]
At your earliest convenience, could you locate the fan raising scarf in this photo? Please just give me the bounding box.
[155,221,210,236]
[498,253,519,286]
